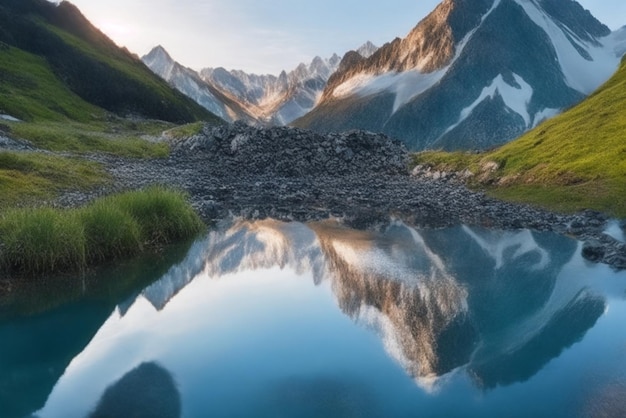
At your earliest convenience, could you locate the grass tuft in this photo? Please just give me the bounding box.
[0,208,86,275]
[0,187,204,277]
[110,186,205,245]
[163,122,205,139]
[79,200,143,262]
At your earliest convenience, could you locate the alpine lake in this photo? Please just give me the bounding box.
[1,219,626,418]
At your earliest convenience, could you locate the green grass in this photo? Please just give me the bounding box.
[105,186,205,246]
[39,21,221,124]
[412,151,481,173]
[0,44,176,158]
[9,121,170,157]
[412,57,626,217]
[163,122,205,139]
[79,200,142,262]
[0,187,204,276]
[0,208,86,275]
[0,151,107,208]
[0,45,103,122]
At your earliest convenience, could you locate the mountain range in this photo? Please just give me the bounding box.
[143,42,378,125]
[140,0,626,151]
[295,0,626,150]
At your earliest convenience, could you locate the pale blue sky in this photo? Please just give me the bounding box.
[69,0,625,74]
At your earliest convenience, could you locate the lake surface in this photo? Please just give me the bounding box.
[2,219,626,418]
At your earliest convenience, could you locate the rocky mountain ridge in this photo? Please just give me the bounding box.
[142,46,257,123]
[295,0,626,151]
[143,42,378,126]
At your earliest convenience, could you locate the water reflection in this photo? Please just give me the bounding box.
[7,219,625,417]
[0,241,195,418]
[89,362,181,418]
[129,219,595,389]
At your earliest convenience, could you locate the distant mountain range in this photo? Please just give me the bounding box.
[143,42,378,125]
[141,0,625,151]
[295,0,626,150]
[0,0,218,124]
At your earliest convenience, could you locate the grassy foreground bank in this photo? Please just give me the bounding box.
[0,186,204,277]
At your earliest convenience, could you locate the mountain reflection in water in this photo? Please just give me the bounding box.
[29,219,625,418]
[89,362,181,418]
[135,219,590,388]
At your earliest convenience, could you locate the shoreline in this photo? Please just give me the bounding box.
[55,123,626,270]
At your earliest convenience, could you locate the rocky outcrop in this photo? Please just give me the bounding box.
[296,0,620,151]
[170,122,408,177]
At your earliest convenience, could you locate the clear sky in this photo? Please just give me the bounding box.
[68,0,625,75]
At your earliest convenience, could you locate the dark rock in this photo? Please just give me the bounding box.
[582,240,605,262]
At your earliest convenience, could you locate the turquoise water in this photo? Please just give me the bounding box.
[2,220,626,418]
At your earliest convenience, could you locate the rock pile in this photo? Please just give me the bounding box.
[170,122,409,177]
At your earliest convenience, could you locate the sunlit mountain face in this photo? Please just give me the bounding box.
[8,219,624,417]
[296,0,626,151]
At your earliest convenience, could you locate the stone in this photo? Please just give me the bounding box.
[582,240,605,262]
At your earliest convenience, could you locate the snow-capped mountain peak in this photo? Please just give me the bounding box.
[356,41,379,58]
[142,45,176,81]
[295,0,624,151]
[198,52,346,125]
[141,47,257,123]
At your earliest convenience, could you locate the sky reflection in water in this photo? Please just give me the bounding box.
[16,220,626,417]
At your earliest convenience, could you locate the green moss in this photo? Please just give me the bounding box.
[9,121,170,157]
[0,151,106,208]
[163,122,205,139]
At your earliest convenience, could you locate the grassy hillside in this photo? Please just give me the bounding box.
[0,0,221,124]
[413,57,626,217]
[0,0,225,209]
[0,45,104,122]
[0,151,107,208]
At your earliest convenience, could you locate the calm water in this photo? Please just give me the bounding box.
[1,220,626,418]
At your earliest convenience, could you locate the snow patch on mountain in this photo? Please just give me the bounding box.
[514,0,620,94]
[532,107,561,127]
[611,25,626,56]
[446,73,534,134]
[330,0,502,113]
[143,46,239,122]
[334,69,448,113]
[201,54,343,124]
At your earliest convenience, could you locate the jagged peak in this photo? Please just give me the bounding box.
[146,45,171,59]
[532,0,610,42]
[356,41,378,58]
[311,56,325,66]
